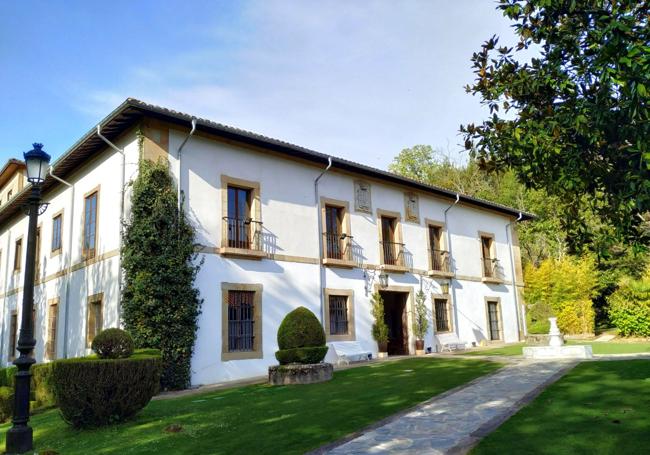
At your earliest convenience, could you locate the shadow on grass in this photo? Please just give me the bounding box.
[0,358,501,455]
[472,360,650,455]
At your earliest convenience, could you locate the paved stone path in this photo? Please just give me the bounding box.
[323,359,576,455]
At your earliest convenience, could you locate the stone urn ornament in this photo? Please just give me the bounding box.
[548,317,564,347]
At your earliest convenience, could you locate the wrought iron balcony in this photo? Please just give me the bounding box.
[223,217,263,251]
[482,257,503,281]
[324,232,353,261]
[429,249,451,273]
[381,240,405,267]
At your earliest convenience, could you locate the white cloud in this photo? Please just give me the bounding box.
[70,0,518,169]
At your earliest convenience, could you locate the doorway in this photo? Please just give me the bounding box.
[380,291,409,355]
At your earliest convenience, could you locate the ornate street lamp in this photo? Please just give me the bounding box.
[6,143,50,454]
[378,271,389,288]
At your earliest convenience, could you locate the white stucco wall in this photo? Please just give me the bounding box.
[0,119,524,387]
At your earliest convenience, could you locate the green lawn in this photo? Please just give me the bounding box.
[1,357,500,455]
[472,360,650,455]
[462,341,650,356]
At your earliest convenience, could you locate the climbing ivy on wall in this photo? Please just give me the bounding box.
[121,158,203,390]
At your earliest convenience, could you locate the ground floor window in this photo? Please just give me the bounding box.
[329,295,348,335]
[47,299,59,360]
[86,293,103,347]
[324,289,355,341]
[434,297,451,333]
[486,298,502,341]
[221,283,263,361]
[9,311,17,360]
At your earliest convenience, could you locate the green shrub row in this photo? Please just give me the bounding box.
[608,271,650,337]
[51,352,162,428]
[0,348,161,425]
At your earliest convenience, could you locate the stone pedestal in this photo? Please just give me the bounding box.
[268,363,333,386]
[523,344,593,359]
[548,317,563,347]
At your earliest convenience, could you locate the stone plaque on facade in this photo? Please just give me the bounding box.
[354,180,372,213]
[404,192,419,223]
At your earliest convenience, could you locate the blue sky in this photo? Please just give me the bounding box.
[0,1,517,169]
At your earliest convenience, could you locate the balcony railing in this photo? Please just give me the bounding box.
[324,232,353,261]
[482,257,502,279]
[381,241,405,266]
[223,217,263,250]
[429,249,450,273]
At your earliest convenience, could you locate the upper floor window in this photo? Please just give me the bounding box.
[83,191,98,259]
[7,189,12,202]
[51,213,62,254]
[427,223,450,274]
[13,238,22,272]
[221,176,263,257]
[227,186,254,249]
[322,199,353,265]
[481,234,496,278]
[380,214,405,267]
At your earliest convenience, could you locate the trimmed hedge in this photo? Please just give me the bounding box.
[275,346,329,365]
[91,328,135,359]
[277,307,326,350]
[276,307,327,365]
[51,352,162,428]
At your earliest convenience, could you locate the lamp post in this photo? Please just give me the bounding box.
[6,143,50,454]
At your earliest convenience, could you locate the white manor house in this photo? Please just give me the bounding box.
[0,99,532,385]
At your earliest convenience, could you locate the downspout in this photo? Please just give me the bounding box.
[176,118,197,211]
[443,194,460,343]
[96,126,126,326]
[0,230,12,365]
[314,157,332,325]
[506,212,524,340]
[49,167,74,358]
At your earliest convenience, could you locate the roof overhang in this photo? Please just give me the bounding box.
[0,98,535,229]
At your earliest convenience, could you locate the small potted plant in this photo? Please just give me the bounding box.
[371,291,389,358]
[413,290,429,355]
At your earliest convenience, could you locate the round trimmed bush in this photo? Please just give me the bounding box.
[0,386,13,423]
[275,307,327,365]
[51,351,161,428]
[91,328,135,359]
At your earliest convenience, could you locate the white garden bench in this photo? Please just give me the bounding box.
[330,341,372,366]
[438,334,467,353]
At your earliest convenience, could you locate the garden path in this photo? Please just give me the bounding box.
[322,359,575,455]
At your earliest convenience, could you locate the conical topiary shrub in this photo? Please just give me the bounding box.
[275,307,328,365]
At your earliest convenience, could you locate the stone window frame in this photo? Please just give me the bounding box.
[86,292,104,348]
[403,192,420,224]
[221,282,263,361]
[9,310,18,361]
[219,175,264,257]
[13,236,23,273]
[323,288,355,342]
[50,209,64,257]
[376,208,406,271]
[431,293,453,334]
[353,180,372,213]
[46,297,59,360]
[484,297,504,342]
[82,186,100,260]
[320,197,355,268]
[478,230,501,282]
